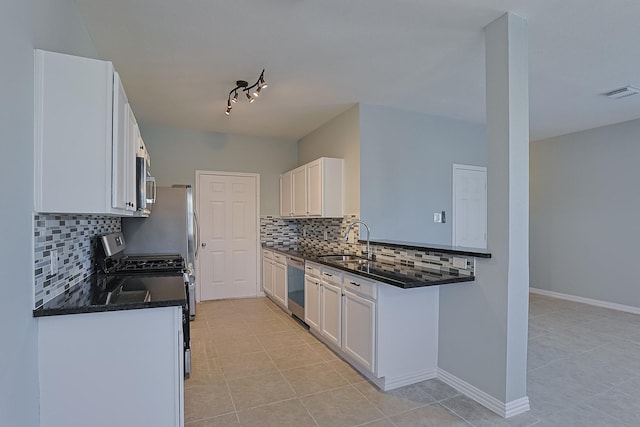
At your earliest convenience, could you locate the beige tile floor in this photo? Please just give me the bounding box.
[185,293,640,426]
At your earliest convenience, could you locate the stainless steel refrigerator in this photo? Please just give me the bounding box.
[122,185,199,319]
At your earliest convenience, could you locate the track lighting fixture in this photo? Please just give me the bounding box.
[225,69,266,116]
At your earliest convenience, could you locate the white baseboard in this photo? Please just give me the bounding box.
[437,368,530,418]
[382,369,438,391]
[530,287,640,315]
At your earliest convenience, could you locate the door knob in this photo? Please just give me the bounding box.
[201,242,207,247]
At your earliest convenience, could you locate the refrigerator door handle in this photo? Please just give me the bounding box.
[194,211,200,259]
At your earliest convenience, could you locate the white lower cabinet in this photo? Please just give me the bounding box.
[262,249,274,296]
[342,289,376,373]
[320,280,342,347]
[38,307,184,427]
[273,254,287,307]
[304,274,321,330]
[310,267,438,391]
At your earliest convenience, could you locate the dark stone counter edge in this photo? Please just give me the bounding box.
[264,245,475,289]
[365,239,492,258]
[316,261,475,289]
[33,297,186,318]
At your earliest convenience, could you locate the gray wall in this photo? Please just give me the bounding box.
[297,105,361,215]
[359,104,486,244]
[139,123,298,215]
[531,118,640,308]
[0,1,98,425]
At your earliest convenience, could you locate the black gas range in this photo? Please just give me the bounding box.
[98,233,192,378]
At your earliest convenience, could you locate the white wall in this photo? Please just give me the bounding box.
[531,118,640,308]
[359,104,486,244]
[0,1,98,425]
[297,105,361,215]
[139,123,298,215]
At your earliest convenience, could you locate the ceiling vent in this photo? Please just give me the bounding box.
[605,85,640,99]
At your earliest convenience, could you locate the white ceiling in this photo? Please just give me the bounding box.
[74,0,640,141]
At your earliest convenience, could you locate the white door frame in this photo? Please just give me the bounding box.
[195,170,261,302]
[452,164,487,248]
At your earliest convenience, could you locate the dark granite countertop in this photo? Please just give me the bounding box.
[366,239,492,258]
[33,272,187,317]
[262,245,474,289]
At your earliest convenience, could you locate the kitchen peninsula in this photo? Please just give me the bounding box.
[262,239,490,392]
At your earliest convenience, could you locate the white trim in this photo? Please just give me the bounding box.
[530,287,640,315]
[437,368,530,418]
[195,170,261,302]
[381,369,438,391]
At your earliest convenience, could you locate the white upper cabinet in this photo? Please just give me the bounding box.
[292,165,307,216]
[279,171,293,217]
[111,73,137,212]
[279,157,344,218]
[34,50,138,215]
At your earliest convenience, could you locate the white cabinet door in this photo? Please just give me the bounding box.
[262,257,274,296]
[273,261,287,307]
[280,171,293,217]
[321,282,342,347]
[306,159,322,216]
[124,105,138,211]
[304,275,321,330]
[112,72,129,211]
[342,289,376,373]
[292,166,307,216]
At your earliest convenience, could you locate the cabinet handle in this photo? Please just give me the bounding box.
[350,281,361,287]
[323,273,332,277]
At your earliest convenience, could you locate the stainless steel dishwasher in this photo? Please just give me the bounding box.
[286,255,305,321]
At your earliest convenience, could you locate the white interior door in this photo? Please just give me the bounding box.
[198,172,259,300]
[452,164,487,249]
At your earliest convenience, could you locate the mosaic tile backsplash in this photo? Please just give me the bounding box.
[260,214,474,277]
[34,214,120,308]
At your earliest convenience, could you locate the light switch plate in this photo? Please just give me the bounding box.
[433,212,442,223]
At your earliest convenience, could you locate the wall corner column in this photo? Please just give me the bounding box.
[437,12,530,418]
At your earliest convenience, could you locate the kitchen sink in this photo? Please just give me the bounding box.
[318,254,367,263]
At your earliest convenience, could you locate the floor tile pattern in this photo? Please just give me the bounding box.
[185,294,640,426]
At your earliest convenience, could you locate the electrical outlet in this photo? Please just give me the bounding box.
[50,249,58,275]
[433,212,442,223]
[323,229,328,240]
[452,257,467,269]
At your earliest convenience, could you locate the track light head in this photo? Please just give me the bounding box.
[246,92,253,102]
[231,91,238,103]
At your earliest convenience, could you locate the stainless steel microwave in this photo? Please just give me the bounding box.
[135,156,156,217]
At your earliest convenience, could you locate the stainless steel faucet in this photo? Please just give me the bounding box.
[343,220,372,260]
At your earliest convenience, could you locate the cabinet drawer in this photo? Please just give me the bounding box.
[321,267,342,287]
[273,253,286,264]
[262,249,274,260]
[343,275,377,300]
[305,262,322,278]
